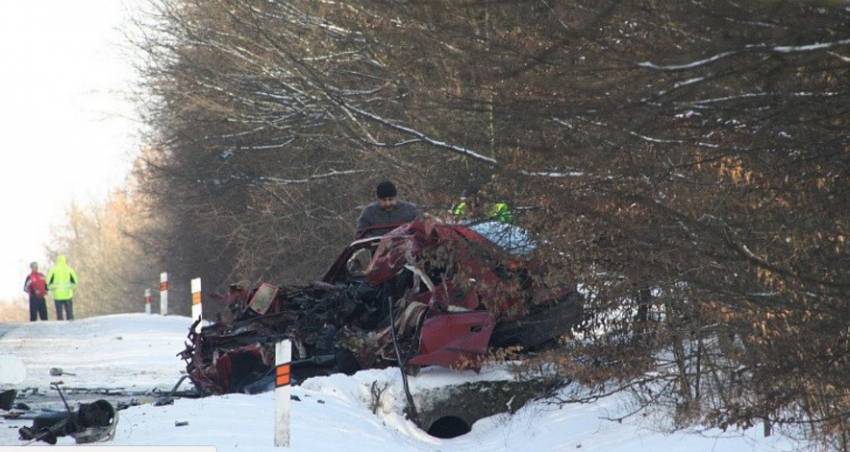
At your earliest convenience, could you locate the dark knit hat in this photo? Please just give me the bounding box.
[376,181,397,198]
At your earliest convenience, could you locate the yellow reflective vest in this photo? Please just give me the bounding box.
[47,255,78,301]
[451,201,468,217]
[488,202,514,224]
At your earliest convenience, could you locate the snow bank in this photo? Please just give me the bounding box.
[106,367,798,452]
[0,315,801,451]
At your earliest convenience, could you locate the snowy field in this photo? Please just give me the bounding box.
[0,315,804,451]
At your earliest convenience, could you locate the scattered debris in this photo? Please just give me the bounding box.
[17,387,39,397]
[0,390,16,411]
[13,403,30,411]
[153,375,195,406]
[153,398,174,407]
[49,368,76,377]
[115,399,141,411]
[18,384,117,445]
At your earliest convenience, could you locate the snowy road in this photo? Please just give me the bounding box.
[0,315,803,451]
[0,315,188,391]
[0,323,13,340]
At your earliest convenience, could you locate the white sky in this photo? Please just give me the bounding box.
[0,1,142,300]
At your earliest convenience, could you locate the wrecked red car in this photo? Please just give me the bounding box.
[180,220,581,395]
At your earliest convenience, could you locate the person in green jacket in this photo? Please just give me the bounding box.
[47,255,78,321]
[451,191,514,225]
[450,190,470,222]
[487,202,514,224]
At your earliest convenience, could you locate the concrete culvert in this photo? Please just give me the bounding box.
[412,379,555,439]
[427,416,471,438]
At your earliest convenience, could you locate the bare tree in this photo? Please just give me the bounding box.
[132,0,850,447]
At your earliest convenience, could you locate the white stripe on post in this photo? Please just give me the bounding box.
[274,339,292,447]
[191,277,202,333]
[160,272,169,316]
[145,288,152,315]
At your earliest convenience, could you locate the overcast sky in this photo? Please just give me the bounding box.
[0,1,141,300]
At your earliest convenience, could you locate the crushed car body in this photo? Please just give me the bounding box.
[180,220,581,395]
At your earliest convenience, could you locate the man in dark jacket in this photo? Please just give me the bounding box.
[356,181,420,238]
[23,262,48,321]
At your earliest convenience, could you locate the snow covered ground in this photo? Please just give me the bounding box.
[0,315,804,451]
[0,314,188,391]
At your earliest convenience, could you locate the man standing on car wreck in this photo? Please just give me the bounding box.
[356,180,420,238]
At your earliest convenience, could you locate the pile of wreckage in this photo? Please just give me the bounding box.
[1,364,196,445]
[2,384,118,445]
[180,220,582,395]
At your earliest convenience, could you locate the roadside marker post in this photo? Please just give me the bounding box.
[160,272,169,316]
[274,339,292,447]
[191,277,202,333]
[145,288,152,315]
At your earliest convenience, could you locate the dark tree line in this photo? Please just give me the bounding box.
[131,0,850,447]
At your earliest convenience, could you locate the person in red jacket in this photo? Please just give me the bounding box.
[23,262,48,321]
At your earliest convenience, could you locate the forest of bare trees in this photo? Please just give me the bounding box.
[47,0,849,448]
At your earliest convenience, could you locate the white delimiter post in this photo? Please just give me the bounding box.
[191,277,202,333]
[159,272,169,316]
[274,340,292,447]
[144,288,152,315]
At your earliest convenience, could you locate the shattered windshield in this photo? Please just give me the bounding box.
[468,221,536,255]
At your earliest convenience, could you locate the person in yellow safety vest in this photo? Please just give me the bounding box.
[487,202,514,224]
[450,188,474,222]
[451,195,513,225]
[450,198,469,221]
[47,254,78,321]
